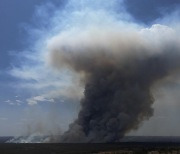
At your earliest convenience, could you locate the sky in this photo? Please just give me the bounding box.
[0,0,180,138]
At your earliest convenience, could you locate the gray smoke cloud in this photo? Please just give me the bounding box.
[9,0,180,143]
[46,24,180,142]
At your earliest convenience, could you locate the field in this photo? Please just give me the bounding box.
[1,142,180,154]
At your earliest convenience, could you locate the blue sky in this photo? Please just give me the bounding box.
[0,0,180,137]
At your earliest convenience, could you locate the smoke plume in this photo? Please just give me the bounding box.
[47,24,180,142]
[9,0,180,142]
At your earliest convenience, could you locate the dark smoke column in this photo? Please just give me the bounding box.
[49,27,180,143]
[63,61,155,142]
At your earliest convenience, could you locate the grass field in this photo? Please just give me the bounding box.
[1,142,180,154]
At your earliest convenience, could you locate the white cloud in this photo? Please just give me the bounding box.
[27,95,55,105]
[16,100,22,103]
[4,99,23,106]
[4,100,11,103]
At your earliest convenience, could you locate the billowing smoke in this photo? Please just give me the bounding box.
[9,0,180,143]
[46,24,180,142]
